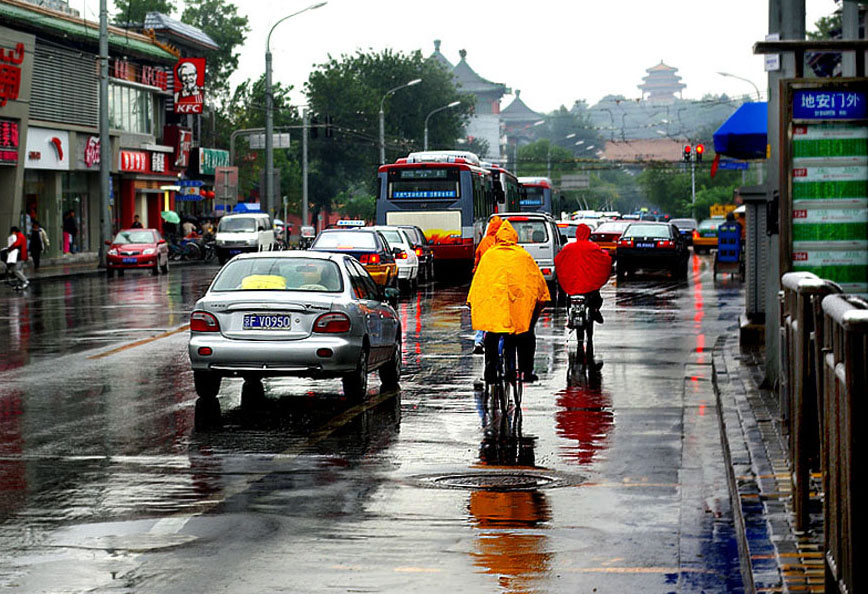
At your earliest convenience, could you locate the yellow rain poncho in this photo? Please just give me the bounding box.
[473,215,502,271]
[467,220,550,334]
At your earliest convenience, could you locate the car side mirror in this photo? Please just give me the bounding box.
[105,240,112,246]
[157,239,166,245]
[383,287,400,307]
[391,247,402,256]
[560,234,568,243]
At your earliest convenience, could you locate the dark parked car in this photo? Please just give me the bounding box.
[669,218,699,246]
[616,222,689,279]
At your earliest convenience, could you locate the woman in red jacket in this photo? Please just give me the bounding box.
[6,226,29,289]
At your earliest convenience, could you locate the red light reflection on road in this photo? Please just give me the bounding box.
[555,384,613,466]
[692,254,706,359]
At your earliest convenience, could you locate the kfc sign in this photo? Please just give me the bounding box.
[120,150,148,172]
[173,58,205,114]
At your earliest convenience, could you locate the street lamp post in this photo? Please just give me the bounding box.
[717,71,762,101]
[424,100,460,151]
[379,78,422,164]
[265,2,326,216]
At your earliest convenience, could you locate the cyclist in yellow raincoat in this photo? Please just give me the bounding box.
[467,219,550,383]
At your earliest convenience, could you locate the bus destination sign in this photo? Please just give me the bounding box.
[393,190,457,199]
[400,169,448,179]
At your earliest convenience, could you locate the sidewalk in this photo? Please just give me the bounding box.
[713,335,825,594]
[23,252,102,281]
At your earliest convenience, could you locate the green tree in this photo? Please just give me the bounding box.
[181,0,250,102]
[304,48,471,213]
[335,185,376,221]
[807,13,841,40]
[113,0,174,23]
[517,139,580,179]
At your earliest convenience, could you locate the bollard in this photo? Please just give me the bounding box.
[820,294,867,594]
[780,272,841,530]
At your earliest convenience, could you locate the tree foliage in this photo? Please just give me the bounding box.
[303,48,471,212]
[181,0,250,102]
[113,0,174,23]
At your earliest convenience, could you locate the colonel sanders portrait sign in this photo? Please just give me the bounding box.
[173,58,205,115]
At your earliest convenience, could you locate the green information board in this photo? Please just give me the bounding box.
[791,121,868,293]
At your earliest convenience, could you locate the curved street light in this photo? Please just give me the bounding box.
[423,100,461,151]
[265,1,327,216]
[379,78,422,164]
[717,71,762,101]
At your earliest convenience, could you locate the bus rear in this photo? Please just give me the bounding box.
[376,152,493,267]
[517,176,554,215]
[484,163,521,213]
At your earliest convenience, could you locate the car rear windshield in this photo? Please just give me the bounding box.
[212,258,343,292]
[594,222,630,235]
[218,218,257,233]
[670,219,698,230]
[113,230,156,244]
[623,224,671,239]
[312,231,376,249]
[698,219,723,230]
[508,219,549,244]
[376,230,406,246]
[556,224,577,238]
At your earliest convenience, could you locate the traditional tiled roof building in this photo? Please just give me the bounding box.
[501,90,544,149]
[638,61,686,103]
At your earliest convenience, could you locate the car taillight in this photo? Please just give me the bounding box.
[692,230,699,239]
[541,267,552,276]
[656,240,675,248]
[618,238,633,247]
[415,248,423,257]
[395,250,408,259]
[313,312,351,333]
[358,254,380,265]
[190,311,220,332]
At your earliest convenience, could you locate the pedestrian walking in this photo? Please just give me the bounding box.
[28,220,49,270]
[6,226,29,289]
[63,210,78,254]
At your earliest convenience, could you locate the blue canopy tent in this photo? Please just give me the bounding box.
[713,102,767,160]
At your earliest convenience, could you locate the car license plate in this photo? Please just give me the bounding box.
[636,242,655,249]
[243,314,292,330]
[122,257,137,263]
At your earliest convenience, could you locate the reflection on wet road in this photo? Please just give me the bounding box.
[0,255,747,592]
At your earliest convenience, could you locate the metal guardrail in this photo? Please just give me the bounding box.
[779,271,866,594]
[779,272,842,530]
[820,293,867,594]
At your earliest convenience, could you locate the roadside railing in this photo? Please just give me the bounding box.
[819,293,867,594]
[779,271,866,594]
[779,272,841,530]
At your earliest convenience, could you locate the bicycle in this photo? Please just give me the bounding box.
[567,294,597,360]
[483,334,523,413]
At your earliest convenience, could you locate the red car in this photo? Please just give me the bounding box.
[106,228,169,277]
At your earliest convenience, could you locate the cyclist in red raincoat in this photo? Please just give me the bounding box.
[554,223,611,323]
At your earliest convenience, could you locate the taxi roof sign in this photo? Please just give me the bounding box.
[336,219,366,227]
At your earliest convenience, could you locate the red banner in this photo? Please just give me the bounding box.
[173,58,206,115]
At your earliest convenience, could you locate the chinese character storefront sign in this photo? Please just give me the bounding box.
[120,150,148,173]
[173,58,205,115]
[0,42,24,108]
[151,152,166,173]
[84,136,100,168]
[0,118,19,165]
[111,59,168,91]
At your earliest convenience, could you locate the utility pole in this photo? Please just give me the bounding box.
[98,0,110,267]
[302,107,309,227]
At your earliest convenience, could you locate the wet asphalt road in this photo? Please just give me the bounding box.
[0,255,747,593]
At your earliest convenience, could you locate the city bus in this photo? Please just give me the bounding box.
[517,176,555,215]
[483,162,521,213]
[376,151,495,269]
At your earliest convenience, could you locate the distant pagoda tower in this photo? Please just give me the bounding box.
[638,61,686,103]
[429,39,453,70]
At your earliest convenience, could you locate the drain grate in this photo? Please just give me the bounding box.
[428,472,560,491]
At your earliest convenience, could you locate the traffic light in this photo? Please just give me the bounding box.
[695,143,704,162]
[683,145,692,161]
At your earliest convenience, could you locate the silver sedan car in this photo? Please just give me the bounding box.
[188,251,402,404]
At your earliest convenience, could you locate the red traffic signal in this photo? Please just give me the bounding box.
[683,145,692,161]
[695,144,705,162]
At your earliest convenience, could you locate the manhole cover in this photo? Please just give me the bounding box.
[429,472,558,491]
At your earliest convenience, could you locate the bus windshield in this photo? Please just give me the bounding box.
[520,187,544,207]
[388,168,460,200]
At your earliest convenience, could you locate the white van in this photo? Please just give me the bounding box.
[215,213,276,264]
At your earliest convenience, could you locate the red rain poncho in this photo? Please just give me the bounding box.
[554,224,611,295]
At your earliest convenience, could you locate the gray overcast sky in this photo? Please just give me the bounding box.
[106,0,837,110]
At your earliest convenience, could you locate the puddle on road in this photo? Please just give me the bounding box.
[414,469,582,492]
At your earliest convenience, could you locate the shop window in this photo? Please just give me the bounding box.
[109,83,153,135]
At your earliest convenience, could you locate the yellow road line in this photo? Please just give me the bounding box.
[88,325,190,360]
